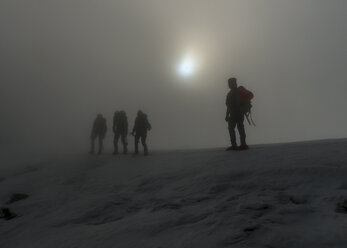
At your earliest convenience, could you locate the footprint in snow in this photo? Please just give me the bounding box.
[335,199,347,214]
[6,193,29,204]
[209,184,229,194]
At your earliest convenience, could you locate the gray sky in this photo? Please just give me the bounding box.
[1,0,347,153]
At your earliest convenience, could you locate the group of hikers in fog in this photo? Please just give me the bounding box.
[89,110,151,156]
[89,77,253,155]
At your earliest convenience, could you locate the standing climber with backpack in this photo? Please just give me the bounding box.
[113,110,128,155]
[89,114,107,155]
[225,77,254,151]
[131,110,152,156]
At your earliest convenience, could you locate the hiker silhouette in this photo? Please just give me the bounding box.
[225,77,254,150]
[89,114,107,155]
[113,110,128,155]
[131,110,152,156]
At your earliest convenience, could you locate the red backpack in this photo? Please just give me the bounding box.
[238,86,255,125]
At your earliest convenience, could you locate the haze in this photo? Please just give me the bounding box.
[1,0,347,154]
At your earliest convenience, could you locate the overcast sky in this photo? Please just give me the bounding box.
[1,0,347,153]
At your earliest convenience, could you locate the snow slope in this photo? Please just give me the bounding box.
[1,139,347,248]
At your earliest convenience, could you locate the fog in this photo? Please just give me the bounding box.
[1,0,347,154]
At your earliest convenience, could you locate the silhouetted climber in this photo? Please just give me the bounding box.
[131,110,152,156]
[113,110,128,155]
[89,114,107,155]
[225,77,254,150]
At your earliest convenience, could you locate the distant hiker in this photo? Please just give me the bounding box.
[225,77,254,150]
[113,110,128,155]
[131,110,152,156]
[89,114,107,155]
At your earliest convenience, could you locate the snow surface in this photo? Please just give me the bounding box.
[1,139,347,248]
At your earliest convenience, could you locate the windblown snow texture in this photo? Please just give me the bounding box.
[1,139,347,247]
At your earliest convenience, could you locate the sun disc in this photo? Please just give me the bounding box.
[177,57,195,77]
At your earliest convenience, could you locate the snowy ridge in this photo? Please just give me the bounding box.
[1,139,347,248]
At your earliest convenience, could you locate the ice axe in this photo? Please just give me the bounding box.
[245,113,256,126]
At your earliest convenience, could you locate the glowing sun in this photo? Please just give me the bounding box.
[177,56,196,77]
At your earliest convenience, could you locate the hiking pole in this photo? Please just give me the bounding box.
[245,114,252,125]
[250,114,256,126]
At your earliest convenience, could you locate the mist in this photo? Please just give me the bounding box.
[1,0,347,154]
